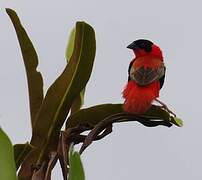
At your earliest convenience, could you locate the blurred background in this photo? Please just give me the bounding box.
[0,0,201,179]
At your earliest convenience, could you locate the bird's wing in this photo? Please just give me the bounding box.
[128,59,135,81]
[159,66,166,89]
[130,63,165,86]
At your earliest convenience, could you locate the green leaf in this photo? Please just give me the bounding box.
[170,117,183,127]
[142,105,171,120]
[71,88,85,114]
[6,8,44,129]
[66,104,182,128]
[142,106,184,127]
[14,142,34,170]
[65,28,85,114]
[19,21,96,178]
[65,28,76,62]
[69,144,85,180]
[66,104,123,128]
[0,127,17,180]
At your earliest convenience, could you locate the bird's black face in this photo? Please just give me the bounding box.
[127,39,153,52]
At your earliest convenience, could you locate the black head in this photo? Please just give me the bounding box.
[127,39,153,52]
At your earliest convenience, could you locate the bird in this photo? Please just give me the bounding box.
[122,39,166,114]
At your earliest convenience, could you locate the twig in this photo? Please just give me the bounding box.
[155,99,176,117]
[44,152,58,180]
[79,113,172,154]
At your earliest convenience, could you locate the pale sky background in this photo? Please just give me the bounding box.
[0,0,201,179]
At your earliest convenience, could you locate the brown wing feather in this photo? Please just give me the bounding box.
[130,63,165,86]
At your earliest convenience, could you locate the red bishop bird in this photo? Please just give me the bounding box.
[122,39,166,114]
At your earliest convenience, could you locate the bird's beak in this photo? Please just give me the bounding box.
[127,41,138,50]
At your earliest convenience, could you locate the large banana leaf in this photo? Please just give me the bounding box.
[66,104,183,128]
[0,127,17,180]
[6,9,44,129]
[19,21,96,179]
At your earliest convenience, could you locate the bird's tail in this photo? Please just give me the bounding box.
[122,81,160,114]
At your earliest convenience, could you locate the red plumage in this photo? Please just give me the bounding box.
[123,80,160,113]
[123,40,165,114]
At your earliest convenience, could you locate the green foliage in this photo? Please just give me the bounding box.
[30,21,96,165]
[6,9,44,129]
[66,28,76,62]
[6,9,97,178]
[170,117,183,127]
[69,145,85,180]
[13,143,34,170]
[3,8,183,180]
[67,104,123,128]
[70,88,86,114]
[0,127,17,180]
[66,104,183,128]
[65,27,85,114]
